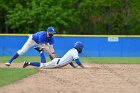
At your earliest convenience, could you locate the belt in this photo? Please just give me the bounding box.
[57,59,60,64]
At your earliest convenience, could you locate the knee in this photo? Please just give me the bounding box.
[17,50,25,56]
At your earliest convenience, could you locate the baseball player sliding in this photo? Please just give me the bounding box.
[23,41,85,68]
[5,26,56,66]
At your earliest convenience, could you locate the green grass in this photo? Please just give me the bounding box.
[81,57,140,64]
[0,68,39,87]
[0,56,140,64]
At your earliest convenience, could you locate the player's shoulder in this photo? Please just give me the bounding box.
[69,48,78,53]
[35,31,46,35]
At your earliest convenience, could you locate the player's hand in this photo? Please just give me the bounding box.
[79,64,85,68]
[51,54,56,59]
[49,54,59,58]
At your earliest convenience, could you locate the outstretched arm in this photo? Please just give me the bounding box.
[46,44,55,60]
[74,59,85,68]
[41,44,56,59]
[48,44,55,53]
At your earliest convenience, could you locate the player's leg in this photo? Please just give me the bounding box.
[23,52,61,68]
[23,50,46,68]
[34,47,46,63]
[6,36,37,66]
[23,61,40,68]
[40,51,46,63]
[24,59,60,68]
[40,58,60,69]
[46,44,54,60]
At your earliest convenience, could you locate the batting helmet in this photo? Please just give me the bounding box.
[47,26,56,34]
[74,41,84,53]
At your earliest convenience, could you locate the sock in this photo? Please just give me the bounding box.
[49,55,53,60]
[49,52,54,60]
[29,62,40,67]
[40,51,46,63]
[8,53,19,63]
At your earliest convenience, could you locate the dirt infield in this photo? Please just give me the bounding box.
[0,63,140,93]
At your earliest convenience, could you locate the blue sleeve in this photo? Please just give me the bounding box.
[74,58,82,65]
[49,37,54,45]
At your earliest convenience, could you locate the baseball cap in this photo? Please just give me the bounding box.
[47,26,56,34]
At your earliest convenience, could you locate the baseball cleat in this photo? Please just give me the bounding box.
[34,47,43,53]
[5,62,11,66]
[23,61,29,68]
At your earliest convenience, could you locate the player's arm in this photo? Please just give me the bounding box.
[39,34,56,59]
[69,62,77,68]
[74,59,85,68]
[46,44,55,53]
[41,44,56,58]
[49,44,55,53]
[48,37,55,53]
[47,37,56,59]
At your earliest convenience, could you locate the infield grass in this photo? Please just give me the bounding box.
[0,56,140,64]
[0,68,38,87]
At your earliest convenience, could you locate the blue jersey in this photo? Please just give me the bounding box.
[32,31,54,45]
